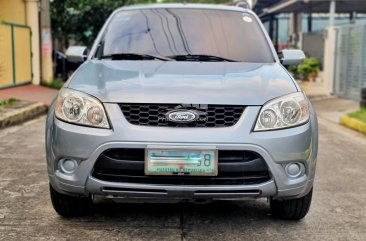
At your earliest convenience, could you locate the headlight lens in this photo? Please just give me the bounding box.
[55,88,110,128]
[254,92,309,131]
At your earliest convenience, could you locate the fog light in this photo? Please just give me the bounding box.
[59,159,78,174]
[285,162,305,178]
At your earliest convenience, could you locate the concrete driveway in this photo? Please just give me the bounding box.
[0,98,365,241]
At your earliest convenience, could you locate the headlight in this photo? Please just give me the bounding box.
[55,88,110,128]
[254,92,309,131]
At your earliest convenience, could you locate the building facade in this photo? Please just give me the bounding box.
[0,0,52,88]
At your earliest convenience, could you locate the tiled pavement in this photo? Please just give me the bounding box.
[0,84,58,106]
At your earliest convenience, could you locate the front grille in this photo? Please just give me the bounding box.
[92,149,271,185]
[119,103,245,127]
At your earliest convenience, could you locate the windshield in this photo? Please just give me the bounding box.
[100,8,274,63]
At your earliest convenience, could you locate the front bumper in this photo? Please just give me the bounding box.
[46,103,318,200]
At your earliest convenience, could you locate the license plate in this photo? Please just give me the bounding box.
[145,148,218,176]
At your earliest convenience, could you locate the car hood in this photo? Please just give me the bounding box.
[67,60,298,105]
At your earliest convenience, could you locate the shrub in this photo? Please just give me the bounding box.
[348,108,366,124]
[297,58,321,81]
[288,65,299,79]
[41,79,64,90]
[0,98,17,106]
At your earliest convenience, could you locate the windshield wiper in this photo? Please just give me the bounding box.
[101,53,173,61]
[167,54,238,62]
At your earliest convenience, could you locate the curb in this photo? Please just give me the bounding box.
[0,102,48,129]
[340,115,366,135]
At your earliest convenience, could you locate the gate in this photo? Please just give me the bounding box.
[0,21,32,88]
[333,24,366,100]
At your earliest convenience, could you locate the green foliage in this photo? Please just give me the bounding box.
[51,0,124,48]
[288,65,299,78]
[41,79,64,90]
[159,0,230,3]
[348,108,366,124]
[0,98,18,106]
[51,0,231,48]
[288,58,321,80]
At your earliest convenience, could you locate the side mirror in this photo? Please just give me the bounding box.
[66,46,89,64]
[279,49,305,66]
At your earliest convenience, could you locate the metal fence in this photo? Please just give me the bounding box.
[333,24,366,100]
[0,21,32,89]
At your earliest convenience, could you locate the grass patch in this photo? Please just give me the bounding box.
[0,98,18,106]
[348,108,366,124]
[41,79,64,90]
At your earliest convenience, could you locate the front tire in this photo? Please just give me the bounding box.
[50,184,92,217]
[270,188,313,220]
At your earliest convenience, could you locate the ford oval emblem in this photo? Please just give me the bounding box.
[166,110,198,123]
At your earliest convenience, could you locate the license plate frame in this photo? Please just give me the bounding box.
[145,146,218,176]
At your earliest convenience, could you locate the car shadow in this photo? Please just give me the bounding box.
[61,197,303,228]
[52,197,309,241]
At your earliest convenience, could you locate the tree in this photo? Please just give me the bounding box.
[51,0,126,49]
[51,0,232,50]
[160,0,230,3]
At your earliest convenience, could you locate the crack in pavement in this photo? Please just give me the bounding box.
[180,210,186,241]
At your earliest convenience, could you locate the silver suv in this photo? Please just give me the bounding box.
[46,4,318,220]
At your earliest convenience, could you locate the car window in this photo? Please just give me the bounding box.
[101,8,274,63]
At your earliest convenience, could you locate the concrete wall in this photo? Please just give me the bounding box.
[0,0,27,25]
[24,0,41,85]
[323,27,338,96]
[0,0,41,86]
[300,32,325,65]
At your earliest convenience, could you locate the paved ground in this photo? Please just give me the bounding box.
[0,98,365,241]
[0,84,58,106]
[298,80,329,99]
[313,97,359,124]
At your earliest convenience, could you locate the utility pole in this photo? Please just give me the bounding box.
[24,0,41,85]
[329,0,336,26]
[40,0,53,83]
